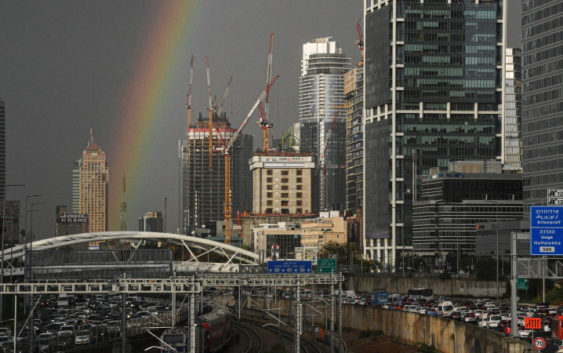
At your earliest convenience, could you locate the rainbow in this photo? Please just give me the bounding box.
[108,1,199,230]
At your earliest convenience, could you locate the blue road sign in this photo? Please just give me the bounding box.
[530,206,563,255]
[267,260,313,274]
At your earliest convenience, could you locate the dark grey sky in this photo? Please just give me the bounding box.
[0,1,521,237]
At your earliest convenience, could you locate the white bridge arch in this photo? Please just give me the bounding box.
[2,231,259,267]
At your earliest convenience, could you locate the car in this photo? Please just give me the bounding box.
[487,315,502,329]
[75,329,91,345]
[38,332,57,353]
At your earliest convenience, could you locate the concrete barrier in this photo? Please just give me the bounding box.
[347,275,507,298]
[249,298,531,353]
[341,305,531,353]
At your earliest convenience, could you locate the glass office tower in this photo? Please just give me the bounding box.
[522,0,563,209]
[363,0,506,270]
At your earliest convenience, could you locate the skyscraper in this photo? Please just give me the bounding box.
[522,0,563,208]
[71,160,81,214]
[0,100,5,202]
[344,64,364,214]
[180,112,253,236]
[78,129,109,232]
[363,0,506,270]
[299,37,350,213]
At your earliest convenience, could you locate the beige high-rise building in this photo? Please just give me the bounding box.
[249,152,314,215]
[78,129,109,233]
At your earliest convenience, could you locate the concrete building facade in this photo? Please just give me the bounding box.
[249,152,314,215]
[55,205,88,239]
[503,48,522,173]
[78,130,109,233]
[299,37,350,213]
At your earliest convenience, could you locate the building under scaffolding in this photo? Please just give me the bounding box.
[179,112,253,236]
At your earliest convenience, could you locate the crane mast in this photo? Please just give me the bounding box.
[205,56,213,168]
[186,55,195,133]
[217,76,233,116]
[223,74,279,244]
[259,33,275,152]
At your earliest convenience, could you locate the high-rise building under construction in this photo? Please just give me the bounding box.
[179,112,253,236]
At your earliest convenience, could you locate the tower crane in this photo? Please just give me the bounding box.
[216,76,233,116]
[258,33,275,152]
[216,75,280,244]
[185,55,195,133]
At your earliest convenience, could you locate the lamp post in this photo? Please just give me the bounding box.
[0,184,24,322]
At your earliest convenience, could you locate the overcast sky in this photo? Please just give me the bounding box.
[0,1,521,237]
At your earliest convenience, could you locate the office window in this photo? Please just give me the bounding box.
[281,170,289,176]
[267,170,273,175]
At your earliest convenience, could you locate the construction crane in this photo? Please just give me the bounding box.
[355,18,364,52]
[319,105,347,211]
[217,74,280,244]
[258,33,275,152]
[186,55,195,133]
[278,125,300,152]
[205,56,213,168]
[216,76,233,116]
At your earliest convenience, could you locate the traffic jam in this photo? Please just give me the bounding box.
[345,288,560,350]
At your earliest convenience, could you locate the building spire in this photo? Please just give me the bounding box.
[88,128,94,147]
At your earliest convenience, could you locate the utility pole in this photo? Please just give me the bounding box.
[338,280,343,353]
[330,283,335,353]
[121,276,127,353]
[295,283,301,353]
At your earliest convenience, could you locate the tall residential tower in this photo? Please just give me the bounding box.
[363,0,506,270]
[299,37,350,213]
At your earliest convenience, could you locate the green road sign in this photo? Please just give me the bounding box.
[317,258,337,273]
[517,278,529,290]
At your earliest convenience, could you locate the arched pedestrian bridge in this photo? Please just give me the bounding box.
[0,231,259,276]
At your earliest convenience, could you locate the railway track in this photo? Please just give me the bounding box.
[239,317,325,353]
[232,321,264,353]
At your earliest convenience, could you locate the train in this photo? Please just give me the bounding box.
[160,303,232,353]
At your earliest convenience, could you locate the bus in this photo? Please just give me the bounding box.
[407,288,433,301]
[370,289,389,306]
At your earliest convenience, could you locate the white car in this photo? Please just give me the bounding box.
[487,315,502,328]
[478,317,489,328]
